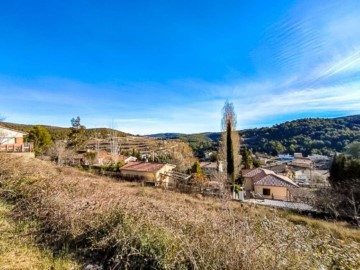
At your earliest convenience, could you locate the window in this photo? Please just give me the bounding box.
[263,188,271,196]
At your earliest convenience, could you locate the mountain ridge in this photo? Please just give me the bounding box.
[147,115,360,156]
[2,114,360,156]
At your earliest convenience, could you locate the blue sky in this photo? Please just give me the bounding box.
[1,0,360,134]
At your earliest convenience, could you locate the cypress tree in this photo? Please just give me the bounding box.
[226,122,235,182]
[221,101,240,184]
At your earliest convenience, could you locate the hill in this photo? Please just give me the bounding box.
[146,133,186,138]
[150,115,360,156]
[242,115,360,156]
[0,122,130,140]
[0,154,359,269]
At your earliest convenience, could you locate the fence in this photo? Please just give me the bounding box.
[0,143,33,153]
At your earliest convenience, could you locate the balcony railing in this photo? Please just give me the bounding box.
[0,143,33,153]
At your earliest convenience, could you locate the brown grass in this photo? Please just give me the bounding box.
[0,153,359,269]
[0,201,78,270]
[284,213,360,242]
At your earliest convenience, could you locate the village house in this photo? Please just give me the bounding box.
[242,168,298,201]
[200,161,223,175]
[264,164,294,179]
[290,158,313,170]
[289,153,313,172]
[0,126,33,153]
[120,161,176,187]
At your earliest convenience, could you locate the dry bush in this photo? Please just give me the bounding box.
[0,153,359,269]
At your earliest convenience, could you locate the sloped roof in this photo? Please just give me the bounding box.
[121,161,174,173]
[267,164,289,173]
[242,168,274,178]
[290,159,313,168]
[254,174,299,188]
[243,168,298,188]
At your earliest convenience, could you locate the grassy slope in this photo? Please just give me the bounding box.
[0,201,78,270]
[0,154,359,269]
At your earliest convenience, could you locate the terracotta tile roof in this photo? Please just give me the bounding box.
[241,169,252,175]
[243,168,298,188]
[242,168,274,178]
[121,161,174,173]
[254,174,298,188]
[242,168,262,177]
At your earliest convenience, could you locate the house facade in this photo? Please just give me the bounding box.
[242,168,298,201]
[120,161,176,186]
[254,174,299,201]
[0,126,32,153]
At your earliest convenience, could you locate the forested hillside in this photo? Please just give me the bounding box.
[0,122,129,140]
[243,115,360,156]
[3,115,360,156]
[154,115,360,157]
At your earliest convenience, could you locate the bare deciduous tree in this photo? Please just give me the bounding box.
[47,140,75,165]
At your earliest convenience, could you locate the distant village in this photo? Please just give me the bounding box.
[0,122,334,209]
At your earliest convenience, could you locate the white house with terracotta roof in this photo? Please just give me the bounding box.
[120,161,176,186]
[0,126,33,153]
[242,168,298,201]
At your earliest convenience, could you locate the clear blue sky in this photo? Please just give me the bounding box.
[1,0,360,134]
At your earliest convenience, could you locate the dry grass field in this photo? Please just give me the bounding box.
[0,201,78,269]
[0,153,359,269]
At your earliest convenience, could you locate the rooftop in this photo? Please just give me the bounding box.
[254,174,299,188]
[243,168,298,188]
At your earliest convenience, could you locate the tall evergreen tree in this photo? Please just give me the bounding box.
[329,154,346,188]
[221,101,240,183]
[226,122,235,181]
